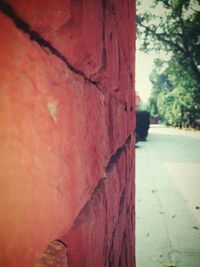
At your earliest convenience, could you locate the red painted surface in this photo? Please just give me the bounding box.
[136,92,141,107]
[63,142,135,267]
[0,1,136,266]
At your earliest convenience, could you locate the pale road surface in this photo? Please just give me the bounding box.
[136,125,200,267]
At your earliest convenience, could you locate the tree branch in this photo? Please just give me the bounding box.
[138,19,200,84]
[138,21,187,56]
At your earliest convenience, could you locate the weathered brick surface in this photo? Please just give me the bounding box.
[0,1,135,266]
[62,138,135,267]
[6,0,103,77]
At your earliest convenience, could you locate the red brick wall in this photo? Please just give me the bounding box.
[0,1,136,266]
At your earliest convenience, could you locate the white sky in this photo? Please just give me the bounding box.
[136,49,170,104]
[135,0,167,104]
[136,49,155,104]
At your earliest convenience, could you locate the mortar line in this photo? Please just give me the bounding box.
[0,0,102,92]
[105,134,132,175]
[66,132,133,229]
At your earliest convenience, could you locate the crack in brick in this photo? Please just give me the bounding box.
[105,134,131,175]
[67,133,132,228]
[118,232,126,267]
[108,189,126,267]
[61,132,133,265]
[0,0,102,92]
[55,240,68,248]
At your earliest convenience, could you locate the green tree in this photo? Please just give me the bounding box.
[137,0,200,83]
[148,55,200,127]
[137,0,200,128]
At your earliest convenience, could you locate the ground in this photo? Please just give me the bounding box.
[136,125,200,267]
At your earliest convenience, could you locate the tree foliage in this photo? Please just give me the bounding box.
[137,0,200,128]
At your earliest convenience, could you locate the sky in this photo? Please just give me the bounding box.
[135,0,157,104]
[135,48,169,104]
[135,0,167,104]
[135,49,155,104]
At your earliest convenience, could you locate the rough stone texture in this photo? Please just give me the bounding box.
[35,241,68,267]
[63,137,135,267]
[0,1,136,266]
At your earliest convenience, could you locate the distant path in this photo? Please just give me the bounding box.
[136,125,200,267]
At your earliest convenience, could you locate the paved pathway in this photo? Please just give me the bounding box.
[136,125,200,267]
